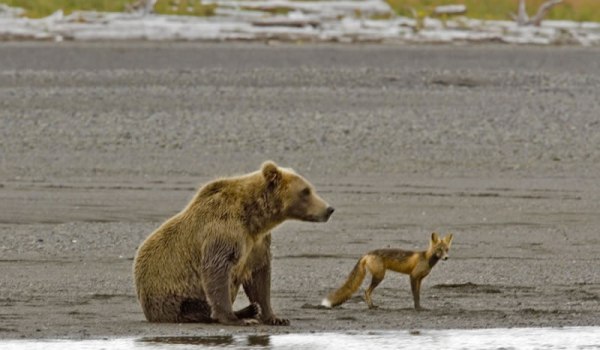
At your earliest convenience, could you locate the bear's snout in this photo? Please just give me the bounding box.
[323,206,335,221]
[326,206,335,217]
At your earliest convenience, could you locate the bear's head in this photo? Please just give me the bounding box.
[262,161,334,223]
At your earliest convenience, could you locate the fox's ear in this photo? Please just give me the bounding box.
[444,233,454,246]
[262,161,282,186]
[431,232,440,243]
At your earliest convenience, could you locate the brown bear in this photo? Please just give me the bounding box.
[133,161,334,326]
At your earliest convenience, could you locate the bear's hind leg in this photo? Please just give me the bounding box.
[178,298,214,323]
[234,302,262,319]
[178,299,260,323]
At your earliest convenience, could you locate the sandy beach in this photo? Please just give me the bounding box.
[0,42,599,339]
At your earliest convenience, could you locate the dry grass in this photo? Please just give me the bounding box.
[386,0,600,22]
[0,0,215,18]
[1,0,598,21]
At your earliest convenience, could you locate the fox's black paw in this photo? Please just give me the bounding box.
[264,317,290,326]
[234,302,262,319]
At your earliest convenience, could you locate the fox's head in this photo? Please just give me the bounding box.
[428,232,453,261]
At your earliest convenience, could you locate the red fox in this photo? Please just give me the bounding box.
[321,233,453,310]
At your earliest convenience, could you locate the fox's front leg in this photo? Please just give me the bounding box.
[410,276,426,311]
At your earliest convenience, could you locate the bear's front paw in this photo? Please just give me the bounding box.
[264,317,290,326]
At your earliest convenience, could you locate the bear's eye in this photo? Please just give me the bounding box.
[301,187,311,197]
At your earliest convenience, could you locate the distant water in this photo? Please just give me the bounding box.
[3,327,600,350]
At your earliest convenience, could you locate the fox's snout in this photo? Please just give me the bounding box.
[438,250,449,261]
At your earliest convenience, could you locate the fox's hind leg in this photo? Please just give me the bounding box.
[364,257,385,309]
[365,275,384,309]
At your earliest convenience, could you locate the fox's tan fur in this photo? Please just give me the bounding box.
[322,233,453,310]
[134,161,334,326]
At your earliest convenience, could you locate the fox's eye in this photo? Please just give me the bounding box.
[301,188,311,197]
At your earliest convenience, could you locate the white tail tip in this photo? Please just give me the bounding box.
[321,298,332,308]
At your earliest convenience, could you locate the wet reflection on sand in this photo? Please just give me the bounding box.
[3,327,600,350]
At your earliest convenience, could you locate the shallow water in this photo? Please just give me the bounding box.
[3,327,600,350]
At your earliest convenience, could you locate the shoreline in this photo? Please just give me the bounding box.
[1,2,599,46]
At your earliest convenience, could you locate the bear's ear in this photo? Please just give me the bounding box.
[262,161,282,186]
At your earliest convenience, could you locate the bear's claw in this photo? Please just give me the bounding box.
[264,317,290,326]
[241,318,260,326]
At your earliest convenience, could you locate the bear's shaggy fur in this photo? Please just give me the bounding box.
[133,161,334,325]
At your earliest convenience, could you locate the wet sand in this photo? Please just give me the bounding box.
[0,42,599,339]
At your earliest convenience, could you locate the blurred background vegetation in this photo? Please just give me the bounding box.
[389,0,600,22]
[0,0,216,17]
[0,0,598,21]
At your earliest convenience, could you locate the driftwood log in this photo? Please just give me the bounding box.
[511,0,562,26]
[433,5,467,17]
[203,0,392,17]
[252,17,320,28]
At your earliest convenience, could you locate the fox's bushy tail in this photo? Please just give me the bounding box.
[321,256,367,308]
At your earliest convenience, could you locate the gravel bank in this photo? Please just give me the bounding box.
[0,42,599,339]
